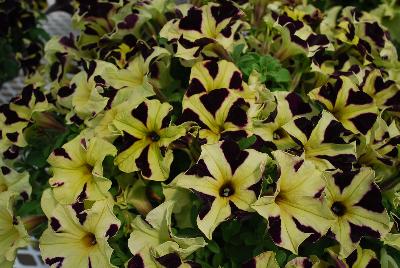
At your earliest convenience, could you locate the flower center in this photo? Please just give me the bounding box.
[0,183,8,192]
[84,164,94,175]
[82,233,97,248]
[331,201,346,216]
[148,131,160,142]
[219,182,235,197]
[273,128,286,140]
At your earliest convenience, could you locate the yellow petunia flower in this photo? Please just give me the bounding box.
[127,201,206,267]
[39,189,120,268]
[174,140,271,239]
[252,151,333,254]
[113,98,186,181]
[323,167,391,257]
[160,1,247,61]
[48,135,117,204]
[0,192,30,267]
[0,159,31,200]
[309,75,378,135]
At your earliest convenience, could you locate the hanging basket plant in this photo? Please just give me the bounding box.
[1,0,400,267]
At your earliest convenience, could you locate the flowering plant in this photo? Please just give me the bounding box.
[1,0,400,267]
[0,0,49,85]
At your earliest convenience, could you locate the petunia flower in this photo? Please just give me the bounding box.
[323,168,391,257]
[127,201,206,267]
[179,59,255,143]
[160,1,247,61]
[282,111,357,171]
[68,60,115,121]
[242,251,324,268]
[358,115,400,181]
[344,247,380,268]
[9,84,50,121]
[163,184,195,229]
[101,46,169,99]
[309,75,378,135]
[48,135,117,204]
[185,59,253,100]
[115,175,153,216]
[153,252,201,268]
[113,98,186,181]
[360,69,400,112]
[328,245,380,268]
[109,0,175,43]
[86,60,157,142]
[174,140,271,239]
[39,189,120,268]
[4,82,52,152]
[72,1,120,52]
[0,192,30,267]
[181,89,251,144]
[336,7,398,65]
[0,159,31,200]
[252,150,333,254]
[44,34,80,88]
[85,99,143,143]
[284,256,325,268]
[264,11,332,61]
[0,104,29,150]
[242,251,279,268]
[253,91,315,150]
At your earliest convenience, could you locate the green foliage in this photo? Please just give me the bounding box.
[21,121,79,169]
[110,206,134,267]
[9,116,79,239]
[381,7,400,52]
[310,0,382,11]
[237,135,257,150]
[232,45,291,91]
[189,214,291,267]
[0,39,19,84]
[0,0,48,84]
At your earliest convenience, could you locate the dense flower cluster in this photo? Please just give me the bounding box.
[0,0,48,84]
[1,0,400,267]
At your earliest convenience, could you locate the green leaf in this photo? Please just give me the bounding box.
[207,240,221,254]
[231,48,291,91]
[275,250,287,266]
[238,135,257,150]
